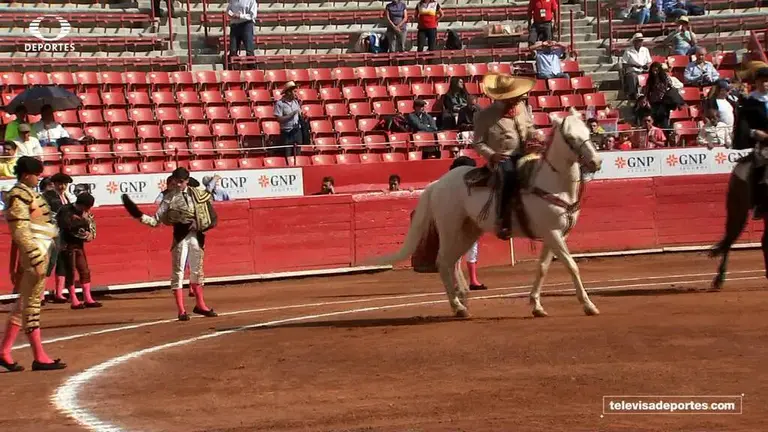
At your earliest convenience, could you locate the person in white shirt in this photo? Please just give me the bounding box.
[621,33,652,100]
[227,0,258,58]
[698,107,732,149]
[32,105,73,147]
[13,124,43,158]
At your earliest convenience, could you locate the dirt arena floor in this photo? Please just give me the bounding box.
[1,250,767,432]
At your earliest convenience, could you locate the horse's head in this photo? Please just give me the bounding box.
[549,107,602,174]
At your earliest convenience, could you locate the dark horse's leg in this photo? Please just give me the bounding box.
[710,166,751,290]
[762,217,768,279]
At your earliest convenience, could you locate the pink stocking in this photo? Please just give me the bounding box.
[55,276,66,299]
[173,289,186,315]
[82,283,95,304]
[1,321,21,363]
[27,328,53,364]
[467,262,481,286]
[192,284,210,311]
[68,285,81,306]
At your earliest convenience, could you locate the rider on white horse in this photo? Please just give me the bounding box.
[471,73,543,240]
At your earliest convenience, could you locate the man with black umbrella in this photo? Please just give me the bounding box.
[121,168,219,321]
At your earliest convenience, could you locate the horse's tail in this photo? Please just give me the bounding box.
[711,164,751,257]
[367,186,433,265]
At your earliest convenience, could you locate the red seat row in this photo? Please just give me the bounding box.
[0,12,152,26]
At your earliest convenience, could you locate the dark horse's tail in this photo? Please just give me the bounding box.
[710,169,751,258]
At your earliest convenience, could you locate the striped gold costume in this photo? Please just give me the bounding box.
[5,183,58,332]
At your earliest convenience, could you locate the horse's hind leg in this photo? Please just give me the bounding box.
[542,229,599,316]
[436,227,480,318]
[711,173,750,289]
[530,246,554,317]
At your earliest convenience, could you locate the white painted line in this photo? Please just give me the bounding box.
[663,243,761,253]
[10,268,765,351]
[53,274,765,432]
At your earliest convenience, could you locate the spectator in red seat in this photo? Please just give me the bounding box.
[439,77,470,129]
[407,99,438,132]
[602,135,617,150]
[633,112,667,148]
[415,0,443,52]
[33,105,77,147]
[643,61,679,130]
[587,118,606,148]
[531,40,569,79]
[13,124,42,158]
[457,96,479,132]
[4,106,28,142]
[314,177,335,195]
[274,81,304,157]
[621,33,652,100]
[227,0,258,58]
[617,132,634,150]
[658,16,696,55]
[684,46,719,87]
[384,0,408,52]
[697,107,731,149]
[527,0,558,44]
[0,141,18,178]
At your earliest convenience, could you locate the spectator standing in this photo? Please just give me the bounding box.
[633,113,667,148]
[684,47,719,87]
[644,61,676,129]
[527,0,558,44]
[384,0,408,52]
[658,16,696,55]
[439,77,470,129]
[13,124,42,158]
[531,40,569,79]
[702,79,737,127]
[621,33,652,100]
[203,175,231,201]
[415,0,442,52]
[32,105,73,147]
[407,99,439,132]
[274,81,303,157]
[697,107,731,149]
[4,106,28,142]
[0,141,18,178]
[227,0,258,58]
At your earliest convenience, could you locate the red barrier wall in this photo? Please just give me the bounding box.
[0,174,759,295]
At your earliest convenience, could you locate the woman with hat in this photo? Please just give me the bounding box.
[471,73,542,240]
[658,16,697,56]
[733,61,768,218]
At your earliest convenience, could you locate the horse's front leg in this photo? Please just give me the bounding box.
[530,246,554,317]
[541,229,599,316]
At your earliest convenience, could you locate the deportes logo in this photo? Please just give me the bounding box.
[25,16,76,52]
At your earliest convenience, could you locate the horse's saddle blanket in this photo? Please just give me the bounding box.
[463,153,542,192]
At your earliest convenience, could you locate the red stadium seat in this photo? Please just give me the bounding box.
[263,156,287,167]
[176,91,201,107]
[253,105,276,121]
[311,119,335,137]
[242,70,267,88]
[436,131,458,148]
[206,106,231,124]
[212,123,237,139]
[84,126,111,143]
[128,108,155,125]
[103,108,130,125]
[382,152,406,162]
[101,92,127,108]
[62,164,87,176]
[188,123,213,140]
[583,93,608,109]
[180,106,207,124]
[339,136,364,151]
[86,144,112,160]
[537,95,562,111]
[411,83,435,97]
[313,137,338,152]
[229,106,253,121]
[532,111,551,127]
[560,94,585,109]
[170,71,196,91]
[219,70,243,89]
[388,132,411,150]
[156,107,183,125]
[679,87,701,103]
[25,72,50,86]
[224,89,250,106]
[434,82,450,96]
[88,163,114,175]
[42,164,61,177]
[127,91,152,107]
[238,158,264,169]
[335,153,360,164]
[194,71,219,90]
[372,101,396,116]
[423,64,446,80]
[78,93,102,108]
[114,162,139,174]
[188,159,214,171]
[412,132,437,148]
[113,143,140,160]
[332,119,357,136]
[561,60,581,76]
[297,88,319,102]
[286,155,311,167]
[148,71,172,91]
[215,140,240,156]
[342,86,367,101]
[124,72,149,92]
[359,153,383,164]
[570,76,594,93]
[54,110,79,126]
[365,85,389,100]
[79,109,105,126]
[311,154,335,165]
[200,90,225,106]
[152,92,177,107]
[213,159,239,170]
[397,100,414,114]
[110,125,138,143]
[321,103,346,119]
[50,72,76,91]
[363,134,389,151]
[387,84,412,99]
[309,68,334,87]
[319,87,344,103]
[75,71,100,92]
[349,102,373,117]
[140,161,164,173]
[40,147,61,163]
[407,151,422,161]
[547,78,572,94]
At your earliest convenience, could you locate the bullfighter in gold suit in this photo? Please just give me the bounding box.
[0,157,66,372]
[471,73,542,240]
[121,167,219,321]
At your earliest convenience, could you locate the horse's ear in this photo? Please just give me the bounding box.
[569,106,579,117]
[549,112,564,125]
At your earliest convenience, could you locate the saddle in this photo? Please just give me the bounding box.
[463,152,543,239]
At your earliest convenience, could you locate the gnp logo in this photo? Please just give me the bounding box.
[26,16,76,52]
[665,152,709,172]
[715,150,751,165]
[614,155,655,170]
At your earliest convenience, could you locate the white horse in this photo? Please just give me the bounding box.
[372,107,604,318]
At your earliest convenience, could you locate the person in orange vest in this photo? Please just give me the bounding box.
[449,156,487,290]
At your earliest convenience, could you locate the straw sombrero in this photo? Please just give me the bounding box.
[481,73,536,101]
[737,60,768,82]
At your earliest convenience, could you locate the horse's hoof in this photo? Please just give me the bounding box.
[532,308,549,318]
[584,304,600,316]
[711,276,724,291]
[454,309,471,319]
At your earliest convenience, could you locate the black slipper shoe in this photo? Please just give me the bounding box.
[0,358,24,372]
[178,313,190,321]
[469,284,488,291]
[51,297,68,304]
[84,302,103,308]
[71,303,86,310]
[31,359,66,371]
[193,307,218,317]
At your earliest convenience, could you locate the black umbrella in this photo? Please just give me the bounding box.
[2,85,81,115]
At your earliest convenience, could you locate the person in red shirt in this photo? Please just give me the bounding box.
[527,0,558,45]
[415,0,443,52]
[633,113,667,148]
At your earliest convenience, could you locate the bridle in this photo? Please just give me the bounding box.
[532,116,598,234]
